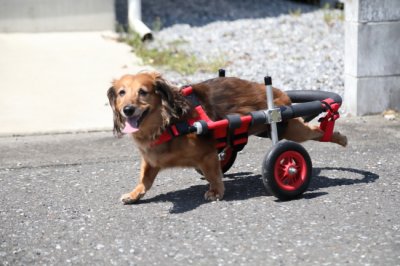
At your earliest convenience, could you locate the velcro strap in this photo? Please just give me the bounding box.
[226,114,242,147]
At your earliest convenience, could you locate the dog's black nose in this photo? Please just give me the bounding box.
[123,105,135,117]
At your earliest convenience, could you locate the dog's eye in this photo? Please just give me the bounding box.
[138,88,148,97]
[118,89,126,97]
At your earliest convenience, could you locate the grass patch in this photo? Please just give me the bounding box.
[121,31,227,75]
[289,8,302,17]
[323,3,344,26]
[152,17,162,32]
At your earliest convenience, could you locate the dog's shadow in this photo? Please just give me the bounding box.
[140,167,379,213]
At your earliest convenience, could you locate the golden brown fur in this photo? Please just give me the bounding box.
[107,71,347,204]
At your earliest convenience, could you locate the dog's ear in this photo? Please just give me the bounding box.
[154,76,191,120]
[155,77,175,109]
[107,86,124,137]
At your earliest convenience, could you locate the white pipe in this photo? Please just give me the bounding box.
[128,0,153,41]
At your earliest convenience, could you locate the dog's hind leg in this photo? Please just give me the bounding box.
[198,152,225,201]
[282,118,348,147]
[120,158,160,204]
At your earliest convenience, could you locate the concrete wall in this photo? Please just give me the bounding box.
[0,0,115,32]
[344,0,400,115]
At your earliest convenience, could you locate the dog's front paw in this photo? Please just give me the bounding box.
[204,189,224,201]
[120,191,143,204]
[120,185,147,204]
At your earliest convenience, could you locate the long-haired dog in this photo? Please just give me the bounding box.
[107,72,347,204]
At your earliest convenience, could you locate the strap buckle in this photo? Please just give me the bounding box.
[319,99,340,142]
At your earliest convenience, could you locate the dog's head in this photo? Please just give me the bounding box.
[107,72,191,138]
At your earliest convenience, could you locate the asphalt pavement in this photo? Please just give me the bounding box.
[1,115,399,265]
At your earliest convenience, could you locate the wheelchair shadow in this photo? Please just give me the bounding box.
[139,167,379,214]
[310,167,379,191]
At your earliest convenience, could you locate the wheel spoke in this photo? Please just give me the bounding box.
[281,174,289,184]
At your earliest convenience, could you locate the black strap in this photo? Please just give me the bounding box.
[173,121,191,135]
[185,93,201,106]
[225,114,243,148]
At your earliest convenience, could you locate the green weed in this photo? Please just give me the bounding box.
[123,31,227,75]
[323,3,344,26]
[152,17,162,32]
[289,8,302,17]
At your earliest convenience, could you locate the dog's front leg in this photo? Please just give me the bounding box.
[198,152,225,201]
[120,158,160,204]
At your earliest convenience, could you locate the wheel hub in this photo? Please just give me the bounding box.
[287,166,298,175]
[218,151,226,161]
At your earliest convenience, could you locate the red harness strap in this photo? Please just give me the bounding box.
[151,86,251,150]
[151,117,198,146]
[319,98,340,142]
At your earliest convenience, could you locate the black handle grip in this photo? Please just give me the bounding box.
[264,76,272,86]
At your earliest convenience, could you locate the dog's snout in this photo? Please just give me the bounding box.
[123,105,135,117]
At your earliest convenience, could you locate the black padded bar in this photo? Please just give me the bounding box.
[174,121,191,135]
[249,111,267,126]
[286,90,342,105]
[197,120,209,134]
[303,114,320,123]
[280,101,324,121]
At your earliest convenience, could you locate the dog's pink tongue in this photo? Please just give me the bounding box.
[122,117,139,134]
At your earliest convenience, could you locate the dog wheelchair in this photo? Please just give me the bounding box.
[163,69,343,200]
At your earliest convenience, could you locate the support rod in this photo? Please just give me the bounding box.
[265,76,279,145]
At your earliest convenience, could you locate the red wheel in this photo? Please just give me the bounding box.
[196,147,237,175]
[219,147,237,174]
[274,150,308,191]
[262,141,312,200]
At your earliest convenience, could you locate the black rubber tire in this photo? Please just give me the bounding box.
[196,147,238,175]
[262,141,312,200]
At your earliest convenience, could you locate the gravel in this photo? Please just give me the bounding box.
[140,0,344,95]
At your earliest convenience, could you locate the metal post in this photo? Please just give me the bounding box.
[265,76,279,145]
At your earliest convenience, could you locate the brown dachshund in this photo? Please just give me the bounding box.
[107,71,347,204]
